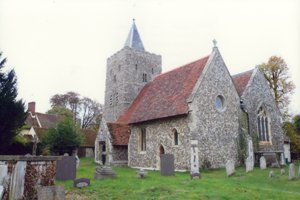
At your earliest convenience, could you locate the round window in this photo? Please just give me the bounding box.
[215,95,225,111]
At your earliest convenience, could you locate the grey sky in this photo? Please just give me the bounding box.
[0,0,299,115]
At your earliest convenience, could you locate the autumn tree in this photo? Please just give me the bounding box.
[0,52,26,154]
[283,115,300,160]
[49,92,103,129]
[259,56,295,118]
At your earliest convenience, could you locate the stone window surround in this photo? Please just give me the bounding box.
[256,105,272,144]
[215,94,226,112]
[139,127,147,154]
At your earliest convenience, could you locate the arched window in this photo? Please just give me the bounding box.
[142,73,147,82]
[172,128,179,146]
[257,107,271,142]
[140,128,146,151]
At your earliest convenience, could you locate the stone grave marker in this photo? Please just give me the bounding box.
[73,178,90,188]
[0,185,4,199]
[269,171,275,178]
[260,156,266,170]
[288,163,295,180]
[94,166,116,179]
[280,169,285,175]
[190,140,200,179]
[226,160,235,177]
[160,154,175,176]
[245,157,253,172]
[36,186,65,200]
[56,156,76,181]
[137,169,147,179]
[298,165,300,178]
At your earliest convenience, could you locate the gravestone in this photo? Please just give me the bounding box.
[94,166,116,179]
[260,156,266,170]
[0,161,8,185]
[9,161,27,200]
[73,178,90,188]
[190,140,200,179]
[288,163,295,180]
[280,168,285,175]
[298,165,300,178]
[269,171,275,178]
[137,169,147,179]
[0,185,4,199]
[75,155,80,169]
[160,154,175,176]
[36,186,65,200]
[56,156,76,181]
[245,157,253,172]
[226,160,235,177]
[280,153,285,165]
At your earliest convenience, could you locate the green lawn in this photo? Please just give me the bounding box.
[57,158,300,200]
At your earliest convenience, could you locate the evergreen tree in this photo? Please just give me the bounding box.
[0,52,26,154]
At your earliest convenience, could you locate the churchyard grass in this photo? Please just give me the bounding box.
[57,158,300,200]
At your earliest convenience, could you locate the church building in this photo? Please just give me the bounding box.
[95,20,286,170]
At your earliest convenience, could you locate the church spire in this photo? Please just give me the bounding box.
[124,19,145,51]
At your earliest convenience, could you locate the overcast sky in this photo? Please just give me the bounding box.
[0,0,299,115]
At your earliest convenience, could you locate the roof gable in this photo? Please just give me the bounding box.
[26,112,64,129]
[118,55,210,124]
[232,69,254,97]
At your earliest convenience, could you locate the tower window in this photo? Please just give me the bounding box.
[135,64,138,70]
[152,68,154,74]
[115,92,119,104]
[113,74,116,82]
[142,73,147,82]
[109,95,113,106]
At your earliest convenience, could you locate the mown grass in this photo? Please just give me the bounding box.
[57,158,300,200]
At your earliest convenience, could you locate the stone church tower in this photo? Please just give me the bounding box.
[103,20,162,122]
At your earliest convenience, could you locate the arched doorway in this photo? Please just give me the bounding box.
[159,145,165,155]
[158,144,165,170]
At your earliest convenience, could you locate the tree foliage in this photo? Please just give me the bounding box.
[49,91,103,129]
[42,118,83,155]
[0,52,26,154]
[283,115,300,159]
[46,106,74,119]
[259,56,295,118]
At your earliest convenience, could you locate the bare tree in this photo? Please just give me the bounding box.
[81,97,103,129]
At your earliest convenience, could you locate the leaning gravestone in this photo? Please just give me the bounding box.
[288,163,295,180]
[94,166,116,179]
[36,186,65,200]
[73,178,90,188]
[260,156,266,170]
[226,160,235,177]
[160,154,175,176]
[56,156,76,181]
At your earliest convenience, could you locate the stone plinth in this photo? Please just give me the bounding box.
[94,166,116,179]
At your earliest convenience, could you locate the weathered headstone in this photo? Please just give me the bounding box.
[269,171,275,178]
[280,153,285,165]
[0,185,4,199]
[9,161,27,200]
[288,163,295,180]
[0,161,8,185]
[226,160,235,177]
[36,186,66,200]
[190,140,200,179]
[56,156,76,181]
[94,166,116,179]
[260,156,266,170]
[280,168,285,175]
[73,178,90,188]
[298,165,300,178]
[160,154,175,176]
[245,157,253,172]
[75,155,80,169]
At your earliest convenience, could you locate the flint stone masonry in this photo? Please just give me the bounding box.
[226,160,235,177]
[289,163,295,180]
[188,49,240,168]
[129,116,190,170]
[36,186,65,200]
[241,69,284,153]
[104,47,162,122]
[260,156,266,169]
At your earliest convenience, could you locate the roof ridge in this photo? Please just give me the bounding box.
[232,68,254,77]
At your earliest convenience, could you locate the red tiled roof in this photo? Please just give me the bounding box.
[80,129,97,147]
[118,55,210,124]
[232,69,254,97]
[25,112,64,128]
[107,123,131,146]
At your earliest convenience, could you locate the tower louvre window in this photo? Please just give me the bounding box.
[115,92,119,104]
[135,64,138,70]
[109,95,113,106]
[152,68,154,74]
[142,73,147,82]
[113,74,116,82]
